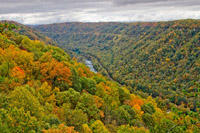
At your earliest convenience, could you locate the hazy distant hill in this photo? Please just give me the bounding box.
[32,19,200,111]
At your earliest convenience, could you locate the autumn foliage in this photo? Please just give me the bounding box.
[0,22,200,133]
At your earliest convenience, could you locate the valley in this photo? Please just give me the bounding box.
[1,0,200,132]
[32,19,200,112]
[0,20,199,132]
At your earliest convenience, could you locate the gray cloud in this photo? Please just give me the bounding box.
[0,0,199,24]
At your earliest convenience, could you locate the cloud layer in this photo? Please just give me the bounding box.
[0,0,200,24]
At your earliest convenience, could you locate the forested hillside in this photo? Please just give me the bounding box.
[1,20,57,46]
[1,22,200,132]
[32,19,200,112]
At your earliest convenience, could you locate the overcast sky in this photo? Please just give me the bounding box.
[0,0,200,24]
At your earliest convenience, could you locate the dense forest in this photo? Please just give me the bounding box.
[1,22,200,132]
[32,19,200,112]
[0,20,57,46]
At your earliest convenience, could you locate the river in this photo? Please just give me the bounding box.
[85,58,121,86]
[85,59,97,73]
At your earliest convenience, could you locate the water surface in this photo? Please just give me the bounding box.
[85,59,97,73]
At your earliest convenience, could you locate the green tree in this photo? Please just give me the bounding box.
[80,77,96,94]
[65,108,88,131]
[76,93,100,120]
[56,88,80,109]
[141,103,155,115]
[142,113,155,130]
[90,120,110,133]
[154,118,183,133]
[115,106,131,125]
[9,86,44,118]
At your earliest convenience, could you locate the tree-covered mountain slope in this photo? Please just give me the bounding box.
[32,19,200,112]
[1,20,57,46]
[1,22,200,132]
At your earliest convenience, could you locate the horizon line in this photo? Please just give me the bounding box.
[0,18,199,26]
